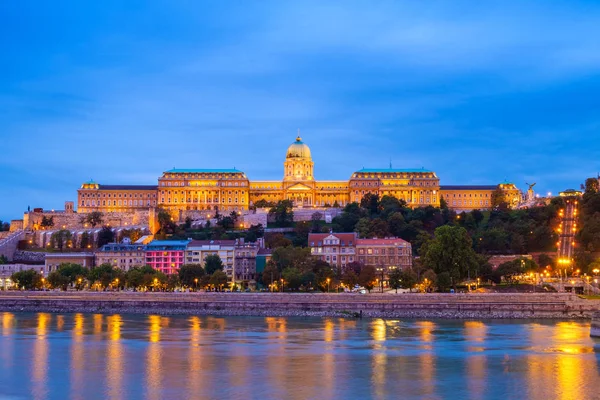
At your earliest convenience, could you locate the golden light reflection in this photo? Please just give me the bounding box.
[56,315,65,332]
[1,313,15,371]
[32,313,50,400]
[70,314,85,400]
[371,319,386,343]
[415,321,436,398]
[93,314,103,335]
[322,319,335,399]
[107,315,123,400]
[265,317,287,396]
[464,321,487,399]
[146,315,163,400]
[187,317,204,395]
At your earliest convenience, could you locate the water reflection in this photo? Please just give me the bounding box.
[32,313,50,400]
[70,313,85,399]
[107,315,123,400]
[146,315,163,400]
[0,313,598,400]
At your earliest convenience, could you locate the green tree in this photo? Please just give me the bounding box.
[271,246,312,272]
[209,270,228,291]
[491,188,509,210]
[11,269,42,290]
[157,209,176,234]
[97,227,115,247]
[86,211,104,228]
[400,269,418,292]
[358,265,376,292]
[178,264,206,289]
[282,267,303,291]
[47,271,70,290]
[388,268,403,293]
[50,229,73,251]
[40,216,54,229]
[50,263,88,290]
[204,254,224,275]
[79,231,91,249]
[360,193,380,216]
[0,255,8,265]
[262,261,280,288]
[422,225,479,282]
[265,233,292,249]
[89,263,122,289]
[269,200,294,227]
[437,272,452,292]
[342,269,359,288]
[293,221,311,246]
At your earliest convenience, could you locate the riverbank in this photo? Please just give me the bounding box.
[0,292,598,319]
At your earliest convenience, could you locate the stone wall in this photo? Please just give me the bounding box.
[12,250,46,264]
[9,220,23,232]
[0,292,595,319]
[24,210,150,231]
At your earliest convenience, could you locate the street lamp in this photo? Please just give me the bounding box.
[41,278,45,291]
[154,277,158,292]
[326,277,331,293]
[115,278,119,291]
[376,267,384,293]
[280,278,284,293]
[194,277,198,290]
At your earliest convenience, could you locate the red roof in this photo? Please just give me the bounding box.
[355,237,410,246]
[308,233,358,245]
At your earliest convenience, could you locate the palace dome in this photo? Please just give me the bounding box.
[286,136,312,159]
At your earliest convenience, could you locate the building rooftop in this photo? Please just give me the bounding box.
[308,233,358,245]
[440,185,498,191]
[356,238,410,246]
[146,240,191,249]
[188,240,237,247]
[164,169,244,174]
[97,184,158,191]
[355,168,433,174]
[97,243,146,252]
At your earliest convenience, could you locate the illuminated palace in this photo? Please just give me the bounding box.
[78,136,521,214]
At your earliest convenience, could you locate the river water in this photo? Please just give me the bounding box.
[0,313,598,400]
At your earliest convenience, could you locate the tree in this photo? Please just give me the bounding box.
[422,225,479,282]
[86,212,104,228]
[358,265,376,292]
[388,268,403,293]
[97,227,115,247]
[79,231,91,249]
[282,267,303,291]
[11,269,42,290]
[265,233,292,249]
[89,263,122,290]
[49,263,88,290]
[269,200,294,227]
[0,255,8,265]
[254,199,276,209]
[40,216,54,229]
[422,269,437,292]
[50,229,73,251]
[178,264,206,288]
[271,247,312,272]
[310,212,323,233]
[209,270,228,291]
[293,221,311,246]
[360,193,380,216]
[341,269,359,288]
[262,261,280,288]
[437,272,452,292]
[157,209,176,234]
[204,254,224,275]
[585,177,599,194]
[491,188,509,210]
[217,216,235,230]
[121,228,143,243]
[400,269,418,292]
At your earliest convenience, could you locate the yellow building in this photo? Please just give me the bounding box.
[77,135,521,214]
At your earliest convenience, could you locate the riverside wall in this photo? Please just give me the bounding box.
[0,292,597,319]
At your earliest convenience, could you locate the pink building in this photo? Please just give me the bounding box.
[145,240,190,275]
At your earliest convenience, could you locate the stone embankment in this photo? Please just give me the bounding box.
[0,292,597,319]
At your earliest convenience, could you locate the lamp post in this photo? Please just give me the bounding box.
[326,277,331,293]
[194,278,198,291]
[115,278,119,292]
[280,278,284,293]
[376,267,384,293]
[154,277,158,292]
[41,277,45,291]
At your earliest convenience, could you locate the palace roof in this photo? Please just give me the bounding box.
[440,185,498,190]
[355,168,433,173]
[98,185,158,190]
[164,168,244,174]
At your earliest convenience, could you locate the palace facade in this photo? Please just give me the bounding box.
[78,136,521,214]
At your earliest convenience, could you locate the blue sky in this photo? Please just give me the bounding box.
[2,1,600,221]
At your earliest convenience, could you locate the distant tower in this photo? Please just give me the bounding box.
[65,201,74,214]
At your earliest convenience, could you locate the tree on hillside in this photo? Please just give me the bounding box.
[269,200,294,227]
[97,227,115,247]
[0,255,7,264]
[491,188,509,211]
[265,233,292,249]
[86,212,104,228]
[204,254,224,275]
[271,246,312,272]
[40,216,54,230]
[360,193,380,216]
[89,263,124,290]
[422,225,479,282]
[79,231,91,249]
[50,229,73,251]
